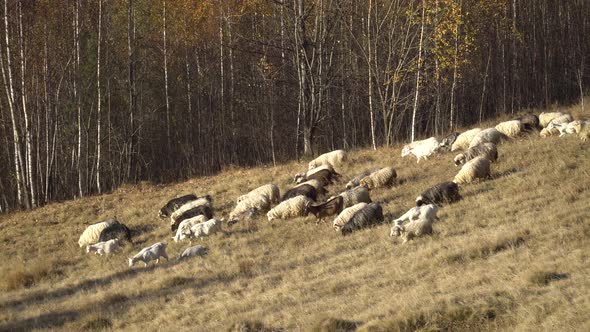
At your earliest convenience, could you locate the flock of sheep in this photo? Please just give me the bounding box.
[77,110,588,266]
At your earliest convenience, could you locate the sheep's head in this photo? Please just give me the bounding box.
[294,173,306,184]
[128,257,135,267]
[158,209,166,219]
[415,195,425,206]
[86,246,91,253]
[401,145,412,157]
[390,226,402,237]
[454,154,465,166]
[308,161,317,170]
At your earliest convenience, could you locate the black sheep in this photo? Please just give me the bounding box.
[98,219,132,244]
[416,181,462,207]
[280,184,317,202]
[158,194,198,218]
[307,196,344,223]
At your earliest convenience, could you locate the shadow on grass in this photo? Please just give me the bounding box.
[0,310,80,332]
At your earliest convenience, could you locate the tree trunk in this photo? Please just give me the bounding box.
[411,1,425,142]
[127,0,136,181]
[367,0,376,149]
[96,0,103,194]
[163,0,171,157]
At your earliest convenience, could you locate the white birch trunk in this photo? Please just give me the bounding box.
[411,1,425,143]
[96,0,102,194]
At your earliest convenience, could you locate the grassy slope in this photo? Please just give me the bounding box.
[1,102,590,332]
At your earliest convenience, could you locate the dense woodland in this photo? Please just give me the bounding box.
[0,0,588,212]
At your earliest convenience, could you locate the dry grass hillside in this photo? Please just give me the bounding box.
[1,102,590,332]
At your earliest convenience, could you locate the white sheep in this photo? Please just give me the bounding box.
[568,120,590,141]
[453,142,498,166]
[451,128,482,151]
[78,219,118,247]
[390,204,440,244]
[189,218,223,239]
[178,245,208,260]
[229,194,271,223]
[453,156,491,184]
[468,128,507,148]
[236,184,280,205]
[546,114,573,127]
[333,203,368,231]
[401,137,443,163]
[128,242,169,267]
[495,120,523,138]
[267,195,313,221]
[539,112,563,128]
[172,215,208,242]
[359,167,396,189]
[86,239,121,256]
[308,150,347,170]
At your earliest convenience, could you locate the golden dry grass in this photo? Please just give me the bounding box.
[1,102,590,331]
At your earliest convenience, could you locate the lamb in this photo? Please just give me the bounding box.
[515,114,540,131]
[128,242,169,267]
[345,168,380,189]
[451,128,482,151]
[294,165,341,187]
[170,196,213,232]
[267,195,313,221]
[454,142,498,166]
[359,167,397,189]
[439,132,459,150]
[453,156,491,184]
[172,215,208,242]
[539,112,563,128]
[280,184,317,202]
[468,128,507,148]
[495,120,524,138]
[415,181,461,207]
[178,245,208,260]
[189,218,223,239]
[540,127,560,138]
[228,194,271,225]
[401,137,443,163]
[308,149,348,170]
[78,218,119,247]
[158,194,198,218]
[546,114,573,127]
[390,204,440,244]
[339,202,384,235]
[86,239,121,256]
[98,220,132,244]
[333,203,368,231]
[236,184,280,205]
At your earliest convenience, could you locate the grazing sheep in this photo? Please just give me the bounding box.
[178,245,208,260]
[128,242,169,267]
[416,181,461,207]
[172,215,208,242]
[190,218,223,239]
[86,239,121,256]
[306,196,343,223]
[451,128,482,151]
[333,203,368,231]
[390,204,440,244]
[340,202,384,235]
[228,194,271,225]
[170,197,213,232]
[236,184,280,205]
[540,127,560,138]
[78,218,119,247]
[98,221,132,244]
[568,120,590,141]
[515,114,540,131]
[439,132,459,150]
[297,179,328,196]
[359,167,397,189]
[280,184,317,202]
[227,208,259,227]
[337,186,372,208]
[539,112,563,128]
[345,168,380,189]
[546,114,573,127]
[401,137,443,163]
[468,128,507,148]
[158,194,198,218]
[495,120,524,138]
[308,150,348,170]
[267,195,313,221]
[453,156,491,184]
[454,142,498,166]
[295,165,341,187]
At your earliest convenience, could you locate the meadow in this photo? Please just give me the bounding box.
[1,102,589,331]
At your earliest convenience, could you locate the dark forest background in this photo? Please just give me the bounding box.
[0,0,588,212]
